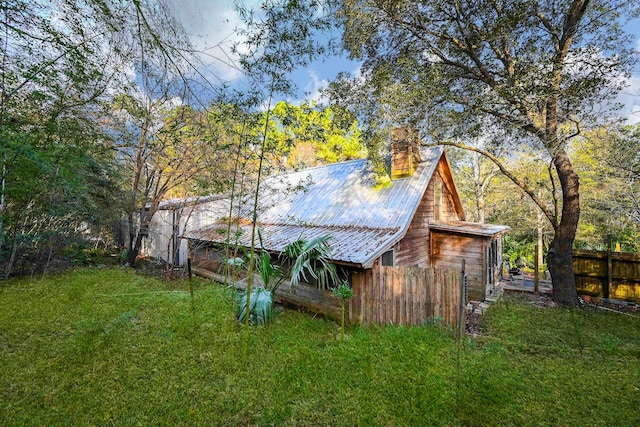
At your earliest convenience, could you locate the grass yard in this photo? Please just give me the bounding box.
[1,267,639,426]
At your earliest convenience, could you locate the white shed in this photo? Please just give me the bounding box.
[141,195,229,266]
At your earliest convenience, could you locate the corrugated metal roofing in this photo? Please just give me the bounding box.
[244,146,443,230]
[186,224,400,266]
[185,147,444,267]
[430,221,510,236]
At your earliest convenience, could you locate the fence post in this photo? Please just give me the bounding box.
[534,243,540,295]
[457,260,466,343]
[605,236,612,299]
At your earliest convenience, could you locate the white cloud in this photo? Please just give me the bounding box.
[301,70,329,104]
[620,75,640,124]
[174,0,249,82]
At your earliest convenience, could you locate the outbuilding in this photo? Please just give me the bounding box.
[184,128,508,324]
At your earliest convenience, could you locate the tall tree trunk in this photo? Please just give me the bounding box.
[473,153,486,223]
[547,149,580,307]
[474,186,486,223]
[4,240,18,279]
[127,211,136,262]
[127,230,145,266]
[126,208,151,266]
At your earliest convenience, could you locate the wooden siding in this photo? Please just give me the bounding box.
[431,170,462,222]
[435,156,465,220]
[394,182,431,267]
[394,168,464,268]
[430,231,486,300]
[350,265,462,328]
[574,250,640,302]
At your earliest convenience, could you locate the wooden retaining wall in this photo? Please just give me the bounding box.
[574,250,640,302]
[351,266,462,328]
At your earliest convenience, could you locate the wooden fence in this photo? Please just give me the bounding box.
[574,250,640,302]
[192,257,464,328]
[350,266,463,328]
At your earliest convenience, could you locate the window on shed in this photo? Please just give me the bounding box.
[381,250,394,266]
[491,239,498,267]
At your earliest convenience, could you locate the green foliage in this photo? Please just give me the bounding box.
[287,236,339,289]
[257,250,278,290]
[1,118,121,276]
[0,0,201,274]
[2,268,640,426]
[269,101,365,168]
[332,283,354,302]
[236,287,274,325]
[334,0,640,306]
[503,235,535,269]
[236,236,339,325]
[572,126,640,252]
[332,282,355,339]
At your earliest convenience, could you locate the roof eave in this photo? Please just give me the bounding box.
[429,222,510,237]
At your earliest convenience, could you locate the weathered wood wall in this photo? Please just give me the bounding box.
[394,165,464,268]
[395,186,431,267]
[191,260,344,320]
[350,266,462,328]
[430,231,485,301]
[574,250,640,302]
[192,252,463,327]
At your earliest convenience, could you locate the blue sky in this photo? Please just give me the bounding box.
[176,0,640,123]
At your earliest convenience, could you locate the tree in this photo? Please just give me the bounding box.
[1,0,127,276]
[110,96,227,266]
[270,101,365,168]
[1,0,222,275]
[573,125,640,252]
[449,148,501,223]
[336,0,639,306]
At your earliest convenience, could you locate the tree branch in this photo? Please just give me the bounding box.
[431,140,559,230]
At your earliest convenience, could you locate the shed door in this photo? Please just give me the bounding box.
[486,239,498,296]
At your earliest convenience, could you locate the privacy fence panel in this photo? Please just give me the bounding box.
[350,266,461,328]
[574,250,640,302]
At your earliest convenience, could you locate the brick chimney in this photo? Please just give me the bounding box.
[390,127,421,179]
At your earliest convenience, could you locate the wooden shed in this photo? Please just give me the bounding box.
[184,128,508,324]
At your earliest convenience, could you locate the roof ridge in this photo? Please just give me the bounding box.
[277,157,368,175]
[258,222,401,232]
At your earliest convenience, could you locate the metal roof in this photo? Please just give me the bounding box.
[185,147,444,267]
[151,194,230,210]
[242,146,443,230]
[186,224,400,266]
[429,221,510,237]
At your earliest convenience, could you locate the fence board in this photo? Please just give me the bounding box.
[352,265,461,328]
[574,250,640,302]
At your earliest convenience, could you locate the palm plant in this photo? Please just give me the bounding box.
[286,236,339,290]
[236,287,274,325]
[236,234,339,325]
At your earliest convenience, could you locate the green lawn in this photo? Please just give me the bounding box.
[1,268,639,426]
